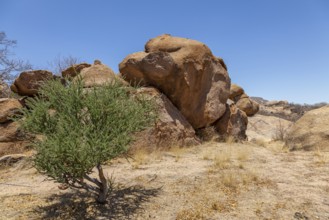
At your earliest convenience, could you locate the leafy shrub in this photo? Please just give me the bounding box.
[19,78,156,203]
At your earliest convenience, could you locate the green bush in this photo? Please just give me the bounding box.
[20,78,156,203]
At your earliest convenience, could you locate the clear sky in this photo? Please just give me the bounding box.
[1,0,328,104]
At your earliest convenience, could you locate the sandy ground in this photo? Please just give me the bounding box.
[0,141,329,220]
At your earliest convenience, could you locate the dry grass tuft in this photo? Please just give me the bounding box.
[131,148,150,169]
[213,150,231,169]
[266,141,289,153]
[225,135,236,145]
[313,149,329,166]
[252,138,268,148]
[167,145,190,162]
[220,171,239,189]
[235,147,250,161]
[176,208,207,220]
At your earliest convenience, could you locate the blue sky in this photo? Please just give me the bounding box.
[1,0,328,104]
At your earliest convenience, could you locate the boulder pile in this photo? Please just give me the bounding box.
[120,34,230,129]
[2,34,259,155]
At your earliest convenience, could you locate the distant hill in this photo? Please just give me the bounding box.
[250,97,328,122]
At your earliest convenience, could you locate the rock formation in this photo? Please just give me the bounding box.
[229,83,259,116]
[72,62,117,88]
[285,105,329,151]
[214,103,248,140]
[131,87,200,151]
[61,63,91,79]
[1,35,255,159]
[120,34,231,129]
[10,70,53,96]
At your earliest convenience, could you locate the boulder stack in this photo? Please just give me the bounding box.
[120,34,231,129]
[229,83,259,116]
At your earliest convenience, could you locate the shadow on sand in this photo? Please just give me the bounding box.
[33,185,161,219]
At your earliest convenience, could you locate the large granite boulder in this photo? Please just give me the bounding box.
[285,105,329,151]
[0,98,23,123]
[10,70,53,96]
[131,87,200,151]
[73,61,117,88]
[61,63,91,79]
[236,95,259,116]
[120,34,231,129]
[214,103,248,140]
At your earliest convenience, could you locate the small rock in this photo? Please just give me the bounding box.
[0,154,26,166]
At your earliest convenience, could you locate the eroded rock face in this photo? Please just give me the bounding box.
[131,87,200,151]
[61,63,91,78]
[10,70,53,96]
[73,63,117,88]
[285,105,329,151]
[120,34,231,129]
[214,104,248,140]
[0,98,23,123]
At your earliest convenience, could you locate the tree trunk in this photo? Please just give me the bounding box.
[96,163,108,204]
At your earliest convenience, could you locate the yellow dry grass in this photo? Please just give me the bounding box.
[313,148,329,166]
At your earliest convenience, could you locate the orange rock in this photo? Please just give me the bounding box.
[10,70,53,96]
[120,34,230,129]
